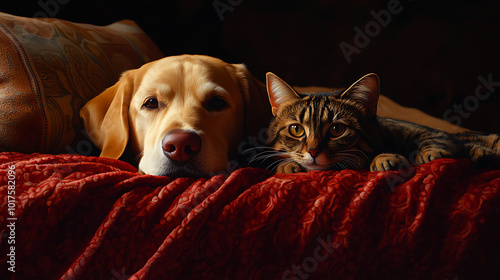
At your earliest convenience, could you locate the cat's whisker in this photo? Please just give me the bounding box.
[250,153,289,164]
[284,161,298,172]
[338,158,356,169]
[265,156,287,168]
[134,152,144,165]
[336,162,348,170]
[242,146,278,153]
[356,150,370,161]
[329,153,365,170]
[335,149,369,160]
[342,154,364,168]
[329,149,369,169]
[334,162,345,170]
[270,157,300,172]
[288,150,303,157]
[329,153,358,164]
[250,150,283,158]
[345,159,359,169]
[242,147,280,160]
[267,158,294,172]
[249,150,290,163]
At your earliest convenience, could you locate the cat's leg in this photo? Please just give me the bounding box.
[370,153,411,171]
[482,133,500,153]
[415,132,463,165]
[467,133,500,157]
[276,161,306,174]
[452,132,500,166]
[463,133,500,153]
[415,149,452,165]
[464,143,499,167]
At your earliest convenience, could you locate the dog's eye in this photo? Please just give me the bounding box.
[204,96,228,112]
[142,98,159,109]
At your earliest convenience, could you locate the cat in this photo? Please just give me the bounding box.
[263,72,500,173]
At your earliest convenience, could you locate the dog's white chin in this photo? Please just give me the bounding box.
[138,150,229,178]
[148,165,205,178]
[139,158,206,177]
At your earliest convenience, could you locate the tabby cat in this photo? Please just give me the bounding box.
[264,72,500,173]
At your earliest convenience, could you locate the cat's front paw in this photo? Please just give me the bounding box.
[370,153,411,171]
[415,149,450,165]
[468,145,500,168]
[276,161,305,174]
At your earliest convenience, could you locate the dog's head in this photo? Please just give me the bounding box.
[80,55,271,177]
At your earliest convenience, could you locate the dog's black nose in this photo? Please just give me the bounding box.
[162,130,202,164]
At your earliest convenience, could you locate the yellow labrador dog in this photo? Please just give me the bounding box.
[80,54,466,177]
[80,55,272,177]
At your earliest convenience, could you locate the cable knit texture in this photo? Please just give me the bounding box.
[0,152,499,279]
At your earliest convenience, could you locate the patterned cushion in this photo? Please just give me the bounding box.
[0,12,163,154]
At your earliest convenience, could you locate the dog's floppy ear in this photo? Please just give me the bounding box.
[231,64,273,137]
[80,70,135,159]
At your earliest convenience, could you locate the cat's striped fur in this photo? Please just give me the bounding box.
[264,73,500,173]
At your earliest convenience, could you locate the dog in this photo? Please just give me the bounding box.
[80,55,272,177]
[80,54,466,177]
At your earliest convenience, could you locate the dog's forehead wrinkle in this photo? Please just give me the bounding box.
[181,59,235,92]
[149,58,232,100]
[199,82,229,96]
[154,83,172,95]
[139,84,172,100]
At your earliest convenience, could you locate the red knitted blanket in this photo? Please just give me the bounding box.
[1,152,499,279]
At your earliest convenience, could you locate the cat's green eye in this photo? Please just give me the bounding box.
[329,123,346,137]
[288,124,305,138]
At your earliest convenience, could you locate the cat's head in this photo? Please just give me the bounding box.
[265,73,381,171]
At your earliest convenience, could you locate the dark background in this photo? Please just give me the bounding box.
[3,0,500,133]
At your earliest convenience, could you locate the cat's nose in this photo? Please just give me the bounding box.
[307,148,320,158]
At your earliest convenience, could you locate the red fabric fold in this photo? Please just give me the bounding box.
[0,152,499,280]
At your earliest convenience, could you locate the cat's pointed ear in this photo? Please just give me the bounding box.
[340,73,380,116]
[266,72,301,116]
